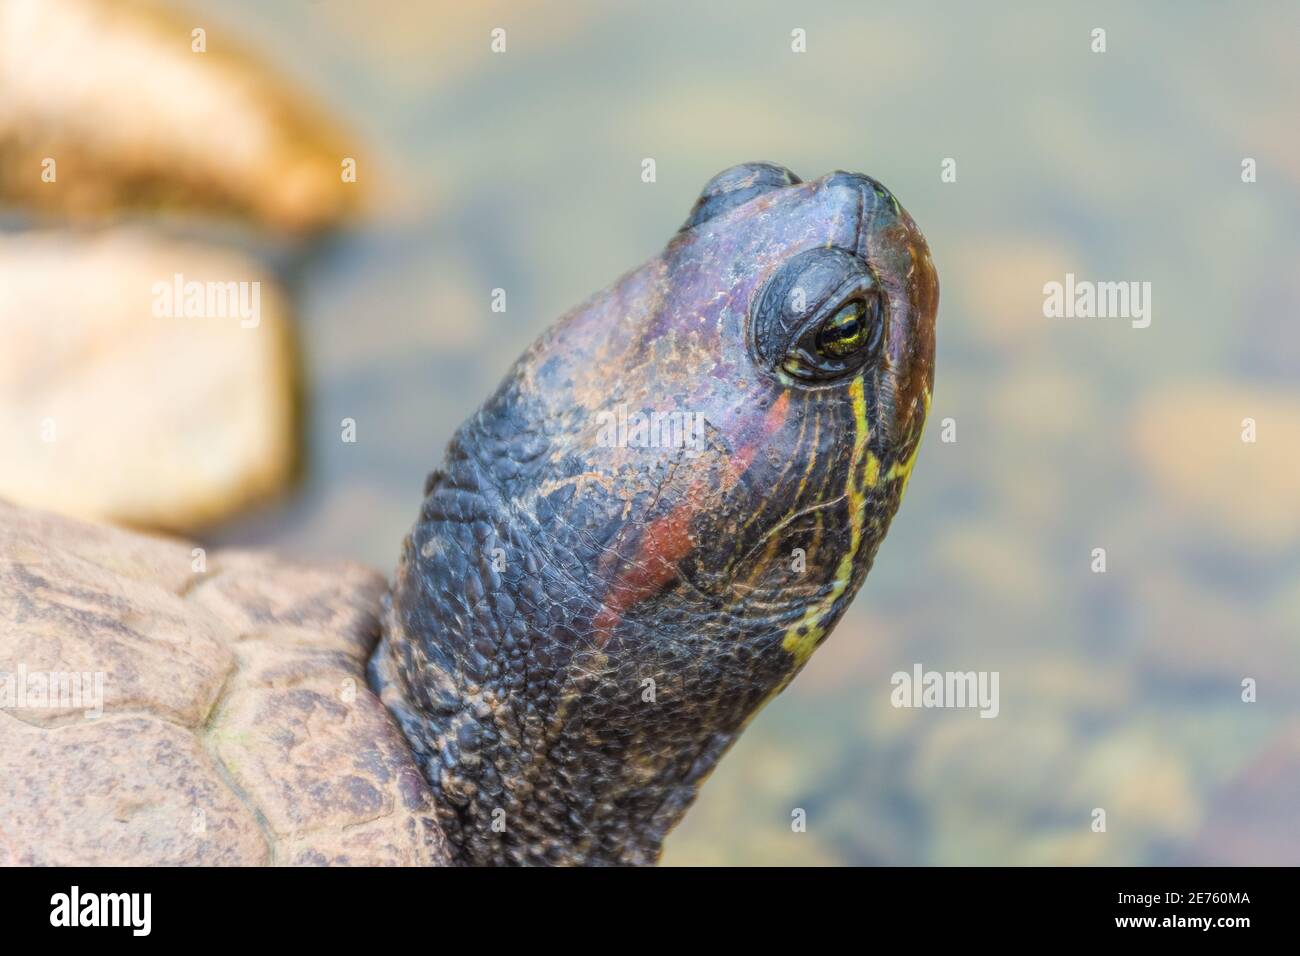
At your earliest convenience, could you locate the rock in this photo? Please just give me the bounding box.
[1133,569,1300,691]
[1189,720,1300,865]
[913,716,1200,865]
[1131,383,1300,551]
[910,714,1079,833]
[0,229,297,532]
[1064,729,1201,848]
[0,0,360,233]
[946,237,1080,350]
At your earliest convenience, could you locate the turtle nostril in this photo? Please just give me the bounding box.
[821,170,891,200]
[821,170,869,190]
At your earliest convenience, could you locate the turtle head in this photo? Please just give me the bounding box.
[376,163,938,864]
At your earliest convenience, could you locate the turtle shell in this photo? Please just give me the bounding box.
[0,500,450,866]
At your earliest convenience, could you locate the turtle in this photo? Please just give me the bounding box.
[0,163,938,866]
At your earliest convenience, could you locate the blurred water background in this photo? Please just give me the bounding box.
[14,0,1300,864]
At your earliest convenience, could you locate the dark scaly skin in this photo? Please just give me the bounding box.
[369,164,939,865]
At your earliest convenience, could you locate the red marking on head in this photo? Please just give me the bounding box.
[766,389,791,431]
[591,498,696,644]
[592,391,792,645]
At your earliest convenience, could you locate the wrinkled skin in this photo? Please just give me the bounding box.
[370,163,938,865]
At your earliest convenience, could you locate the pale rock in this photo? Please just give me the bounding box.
[0,229,297,532]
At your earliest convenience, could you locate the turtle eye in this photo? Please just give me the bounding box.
[780,291,883,381]
[816,300,873,358]
[752,246,886,385]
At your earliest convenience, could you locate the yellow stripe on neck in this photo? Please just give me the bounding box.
[781,375,873,668]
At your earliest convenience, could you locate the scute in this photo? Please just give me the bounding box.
[0,501,451,866]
